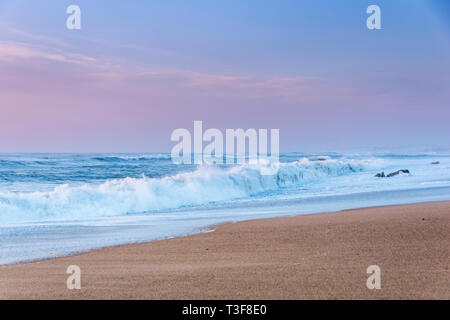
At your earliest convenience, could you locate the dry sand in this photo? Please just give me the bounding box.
[0,201,449,299]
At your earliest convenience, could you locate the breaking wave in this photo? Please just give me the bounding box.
[0,158,375,223]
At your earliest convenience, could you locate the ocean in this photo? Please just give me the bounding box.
[1,152,449,265]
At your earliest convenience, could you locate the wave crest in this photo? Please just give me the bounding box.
[0,158,373,223]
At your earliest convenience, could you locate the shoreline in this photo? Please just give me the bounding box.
[3,195,450,267]
[0,201,449,299]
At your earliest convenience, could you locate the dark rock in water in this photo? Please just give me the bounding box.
[430,161,440,165]
[376,169,410,178]
[386,169,410,177]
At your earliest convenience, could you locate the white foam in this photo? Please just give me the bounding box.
[0,158,374,223]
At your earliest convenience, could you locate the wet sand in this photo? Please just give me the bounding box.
[0,201,449,299]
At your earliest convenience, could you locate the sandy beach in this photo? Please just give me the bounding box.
[0,201,448,300]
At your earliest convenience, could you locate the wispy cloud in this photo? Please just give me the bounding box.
[8,28,70,47]
[0,30,346,101]
[0,41,97,66]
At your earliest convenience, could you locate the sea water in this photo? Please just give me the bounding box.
[1,152,449,265]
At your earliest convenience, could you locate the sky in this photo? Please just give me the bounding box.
[0,0,449,152]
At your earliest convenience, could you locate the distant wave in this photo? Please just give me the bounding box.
[0,158,375,223]
[0,160,27,166]
[92,154,171,162]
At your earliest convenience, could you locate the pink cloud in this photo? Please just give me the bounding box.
[0,31,347,102]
